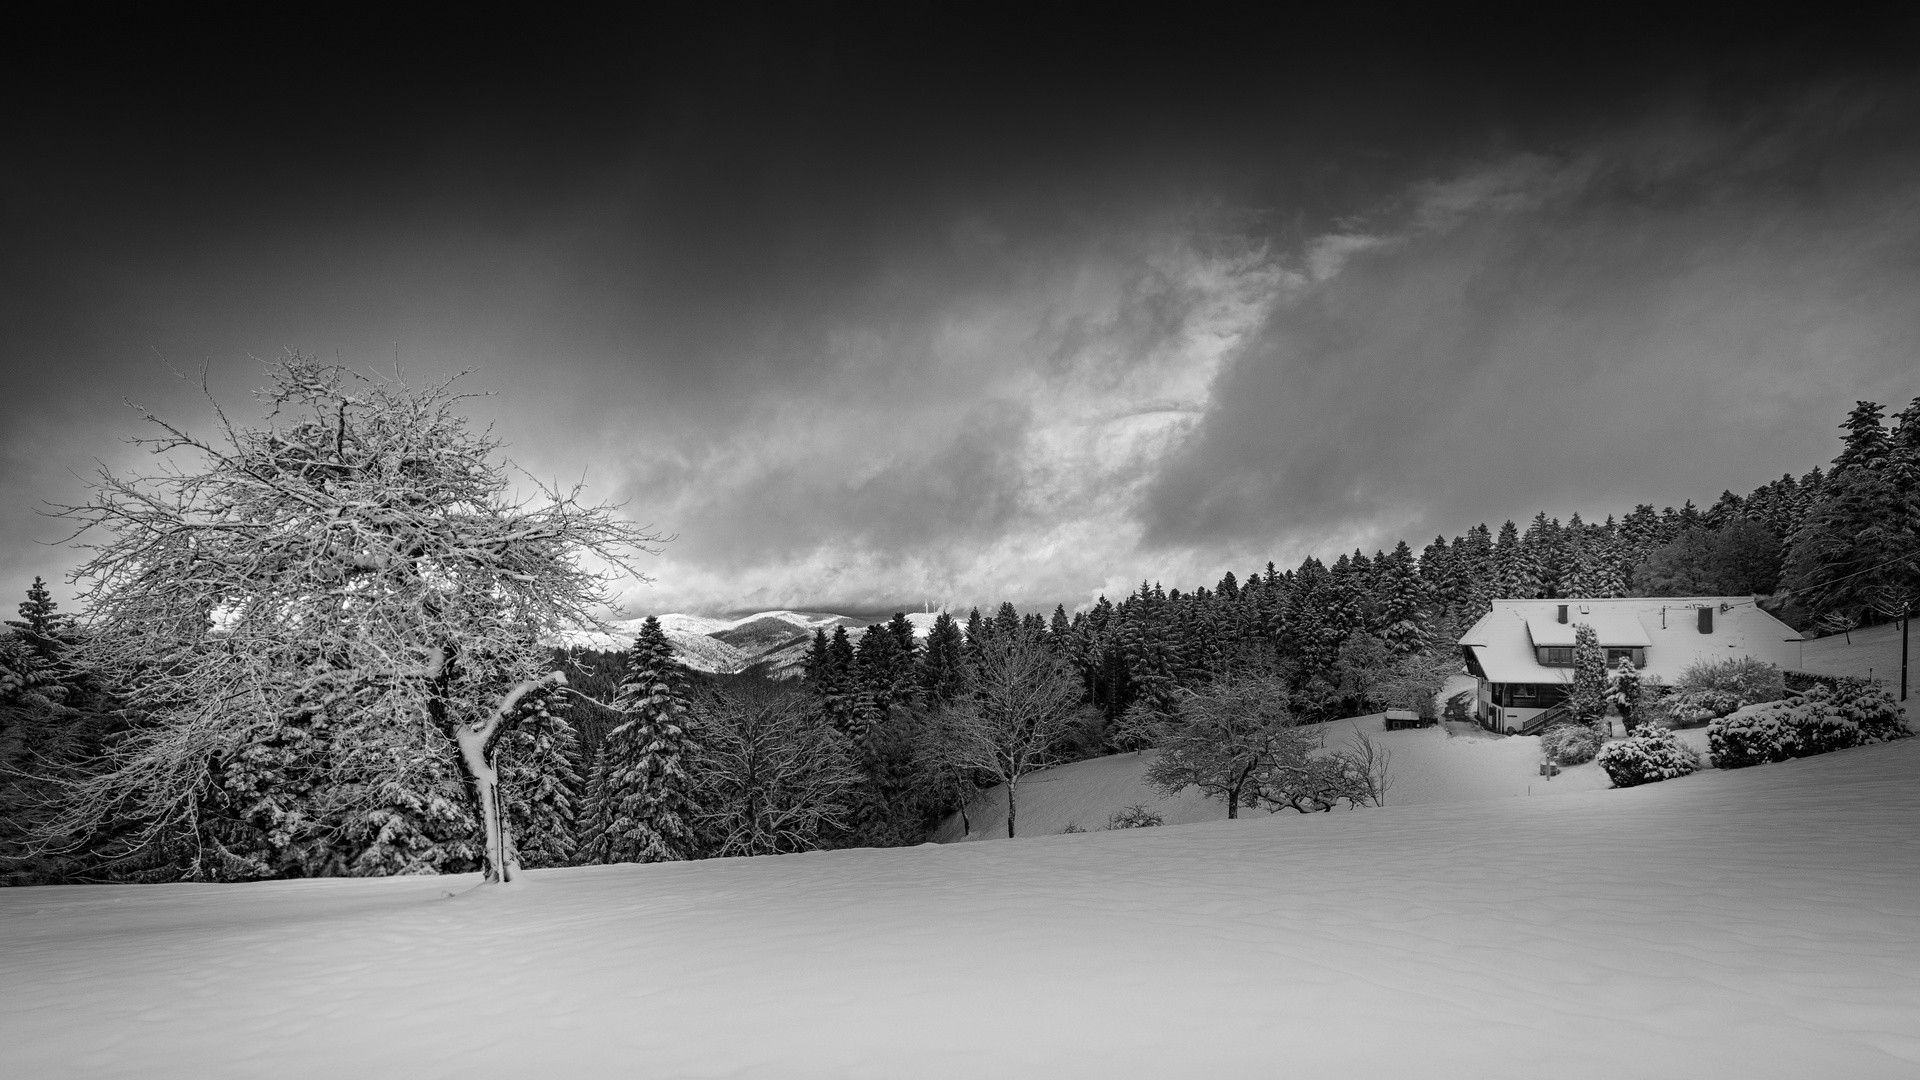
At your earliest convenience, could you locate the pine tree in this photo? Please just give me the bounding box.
[1449,524,1495,621]
[1889,396,1920,490]
[1703,490,1745,531]
[1832,400,1892,473]
[963,607,988,664]
[1376,540,1435,654]
[1492,520,1536,599]
[919,611,968,704]
[1522,513,1563,598]
[802,628,832,693]
[1561,513,1595,597]
[1619,504,1661,573]
[583,617,701,864]
[1605,655,1643,730]
[7,577,72,668]
[1048,604,1072,648]
[884,612,920,706]
[992,601,1022,641]
[1566,623,1608,725]
[498,682,584,869]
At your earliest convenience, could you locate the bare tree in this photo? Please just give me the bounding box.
[37,355,661,883]
[1254,731,1392,814]
[932,634,1081,838]
[1144,672,1304,819]
[691,685,859,857]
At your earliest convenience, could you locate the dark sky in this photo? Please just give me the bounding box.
[4,13,1918,619]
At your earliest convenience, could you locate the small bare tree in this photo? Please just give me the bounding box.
[691,685,859,857]
[1255,731,1392,814]
[932,634,1081,838]
[38,355,661,883]
[1144,672,1304,819]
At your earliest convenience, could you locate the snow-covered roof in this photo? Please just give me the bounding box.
[1523,609,1651,648]
[1458,597,1803,685]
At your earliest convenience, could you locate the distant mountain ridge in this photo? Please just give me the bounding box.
[552,609,950,679]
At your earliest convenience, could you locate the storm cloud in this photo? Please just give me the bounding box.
[3,14,1916,618]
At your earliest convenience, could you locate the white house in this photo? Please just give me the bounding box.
[1456,597,1804,733]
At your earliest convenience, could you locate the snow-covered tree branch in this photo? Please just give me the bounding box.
[35,354,663,882]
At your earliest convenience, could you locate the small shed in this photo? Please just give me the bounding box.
[1384,709,1431,730]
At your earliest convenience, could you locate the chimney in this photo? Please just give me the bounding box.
[1557,604,1568,624]
[1698,605,1713,634]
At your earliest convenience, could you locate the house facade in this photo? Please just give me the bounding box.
[1456,597,1804,733]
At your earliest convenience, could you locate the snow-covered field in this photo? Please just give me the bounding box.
[1802,619,1913,687]
[8,737,1920,1077]
[937,715,1613,841]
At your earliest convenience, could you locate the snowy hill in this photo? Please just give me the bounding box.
[938,714,1612,840]
[551,609,868,676]
[9,733,1920,1077]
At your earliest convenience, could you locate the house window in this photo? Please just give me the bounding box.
[1512,684,1537,701]
[1605,647,1645,668]
[1537,646,1574,666]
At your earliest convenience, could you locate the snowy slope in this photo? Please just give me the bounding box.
[549,610,864,675]
[7,739,1920,1078]
[937,715,1612,841]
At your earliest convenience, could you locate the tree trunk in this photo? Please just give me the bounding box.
[455,671,567,884]
[1006,777,1017,838]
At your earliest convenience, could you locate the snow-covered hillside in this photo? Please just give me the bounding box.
[549,609,866,675]
[8,736,1920,1077]
[937,714,1613,840]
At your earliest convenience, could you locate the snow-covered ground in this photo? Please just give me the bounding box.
[937,713,1611,841]
[8,738,1920,1077]
[1803,619,1914,696]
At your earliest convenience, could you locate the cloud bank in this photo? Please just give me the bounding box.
[4,23,1917,621]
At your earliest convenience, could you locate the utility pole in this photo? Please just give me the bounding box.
[1902,602,1910,702]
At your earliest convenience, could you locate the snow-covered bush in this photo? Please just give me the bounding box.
[1660,686,1745,727]
[1662,657,1786,726]
[1105,804,1163,829]
[1707,680,1911,769]
[1705,707,1799,768]
[1594,726,1700,788]
[1540,722,1602,765]
[1830,679,1910,744]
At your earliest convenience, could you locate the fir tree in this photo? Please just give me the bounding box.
[1492,520,1536,599]
[1703,490,1745,531]
[498,682,584,869]
[1566,623,1608,724]
[7,577,72,668]
[1605,656,1643,730]
[802,628,832,693]
[884,612,920,706]
[1522,513,1563,598]
[1376,540,1434,654]
[919,611,968,704]
[1832,400,1892,473]
[583,617,701,864]
[1048,604,1072,648]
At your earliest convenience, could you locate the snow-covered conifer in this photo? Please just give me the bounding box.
[583,617,701,864]
[1566,623,1608,724]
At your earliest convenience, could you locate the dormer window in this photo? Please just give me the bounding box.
[1537,646,1574,666]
